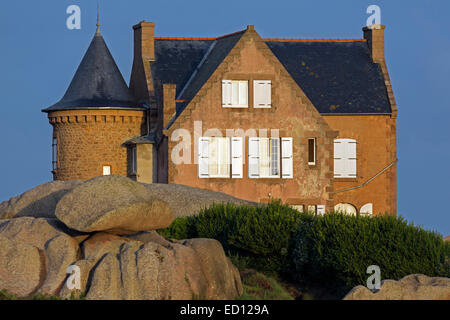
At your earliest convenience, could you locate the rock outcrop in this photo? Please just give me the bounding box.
[0,176,244,300]
[142,183,253,218]
[343,274,450,300]
[55,175,174,234]
[0,217,80,296]
[0,180,82,220]
[0,235,42,297]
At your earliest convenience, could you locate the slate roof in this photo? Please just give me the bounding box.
[43,30,143,112]
[265,40,391,114]
[151,31,245,118]
[150,30,392,121]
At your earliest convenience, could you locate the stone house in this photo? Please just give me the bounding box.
[43,20,398,216]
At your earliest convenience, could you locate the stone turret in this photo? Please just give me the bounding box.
[42,25,147,181]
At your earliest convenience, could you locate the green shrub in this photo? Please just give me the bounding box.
[292,213,450,292]
[159,201,304,274]
[159,202,449,295]
[157,216,194,240]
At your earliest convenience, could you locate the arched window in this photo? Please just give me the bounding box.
[360,203,373,216]
[334,203,357,216]
[334,139,357,178]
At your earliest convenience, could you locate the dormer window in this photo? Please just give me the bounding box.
[222,80,248,108]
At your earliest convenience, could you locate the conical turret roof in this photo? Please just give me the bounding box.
[43,29,143,112]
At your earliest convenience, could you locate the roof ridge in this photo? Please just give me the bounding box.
[263,38,367,42]
[155,29,246,41]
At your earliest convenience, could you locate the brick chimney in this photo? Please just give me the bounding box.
[130,21,155,103]
[363,24,385,63]
[162,84,176,130]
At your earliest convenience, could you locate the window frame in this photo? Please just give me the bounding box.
[308,138,316,166]
[198,137,233,179]
[222,80,249,108]
[248,137,291,179]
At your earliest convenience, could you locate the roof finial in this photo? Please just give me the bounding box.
[96,4,100,34]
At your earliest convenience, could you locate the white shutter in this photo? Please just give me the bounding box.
[231,137,243,178]
[222,80,232,107]
[248,137,260,178]
[231,81,239,106]
[347,140,357,177]
[281,137,293,178]
[253,80,271,108]
[334,140,345,177]
[334,139,356,178]
[198,137,209,178]
[239,81,248,106]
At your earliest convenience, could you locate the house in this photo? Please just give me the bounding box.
[42,20,398,216]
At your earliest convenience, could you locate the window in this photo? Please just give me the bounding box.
[360,203,373,216]
[131,146,137,175]
[248,137,292,178]
[334,203,357,216]
[198,137,243,178]
[317,205,326,215]
[291,205,304,213]
[253,80,271,108]
[222,80,248,108]
[52,137,57,170]
[307,205,316,214]
[334,138,357,178]
[102,165,111,176]
[308,138,316,165]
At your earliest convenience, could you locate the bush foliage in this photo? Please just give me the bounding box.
[159,201,450,292]
[292,213,450,290]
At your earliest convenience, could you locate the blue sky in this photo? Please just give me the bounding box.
[0,0,449,236]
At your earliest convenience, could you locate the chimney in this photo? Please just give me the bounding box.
[162,84,176,130]
[133,21,155,61]
[130,21,155,102]
[363,24,385,63]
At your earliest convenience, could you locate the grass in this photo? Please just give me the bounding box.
[237,269,294,300]
[0,289,85,300]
